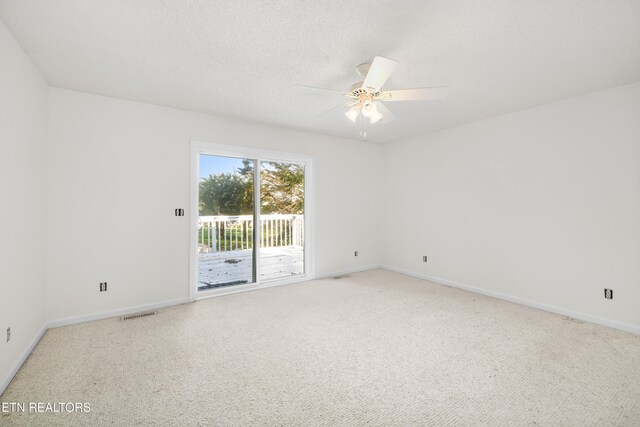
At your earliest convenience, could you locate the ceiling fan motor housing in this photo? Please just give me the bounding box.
[349,82,365,93]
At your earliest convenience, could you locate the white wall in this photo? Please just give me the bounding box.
[381,82,640,329]
[47,88,382,322]
[0,20,48,390]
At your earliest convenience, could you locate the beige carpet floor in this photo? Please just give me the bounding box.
[2,269,640,426]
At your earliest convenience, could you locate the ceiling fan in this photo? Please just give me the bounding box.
[297,56,450,126]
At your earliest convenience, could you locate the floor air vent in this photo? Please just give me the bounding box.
[120,311,157,321]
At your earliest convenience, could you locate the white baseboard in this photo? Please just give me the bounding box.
[1,324,47,396]
[380,265,640,335]
[315,264,382,280]
[47,297,193,329]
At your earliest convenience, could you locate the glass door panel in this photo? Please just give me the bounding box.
[259,161,305,281]
[197,155,256,291]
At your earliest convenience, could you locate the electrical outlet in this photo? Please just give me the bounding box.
[423,255,428,262]
[99,282,108,292]
[6,327,10,342]
[604,288,613,300]
[354,251,358,257]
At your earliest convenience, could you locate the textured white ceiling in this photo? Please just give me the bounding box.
[1,1,639,143]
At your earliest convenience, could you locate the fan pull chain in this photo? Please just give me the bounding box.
[360,113,368,139]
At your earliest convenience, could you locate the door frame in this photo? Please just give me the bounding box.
[189,141,315,301]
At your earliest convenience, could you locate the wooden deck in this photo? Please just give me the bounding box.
[198,246,304,291]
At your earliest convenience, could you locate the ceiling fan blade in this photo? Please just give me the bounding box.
[362,56,398,93]
[374,102,396,123]
[378,87,450,101]
[293,85,345,96]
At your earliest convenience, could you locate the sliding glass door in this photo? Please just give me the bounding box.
[197,155,256,290]
[194,149,309,295]
[259,161,305,282]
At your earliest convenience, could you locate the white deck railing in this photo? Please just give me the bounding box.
[198,214,304,253]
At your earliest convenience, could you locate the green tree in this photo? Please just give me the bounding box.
[237,159,255,211]
[199,173,252,215]
[198,160,304,216]
[260,162,304,214]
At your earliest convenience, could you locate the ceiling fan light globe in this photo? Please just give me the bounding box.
[369,110,383,124]
[361,101,374,117]
[345,107,360,122]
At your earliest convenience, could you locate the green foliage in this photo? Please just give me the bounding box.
[260,162,304,214]
[198,160,304,216]
[238,159,255,210]
[199,173,253,215]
